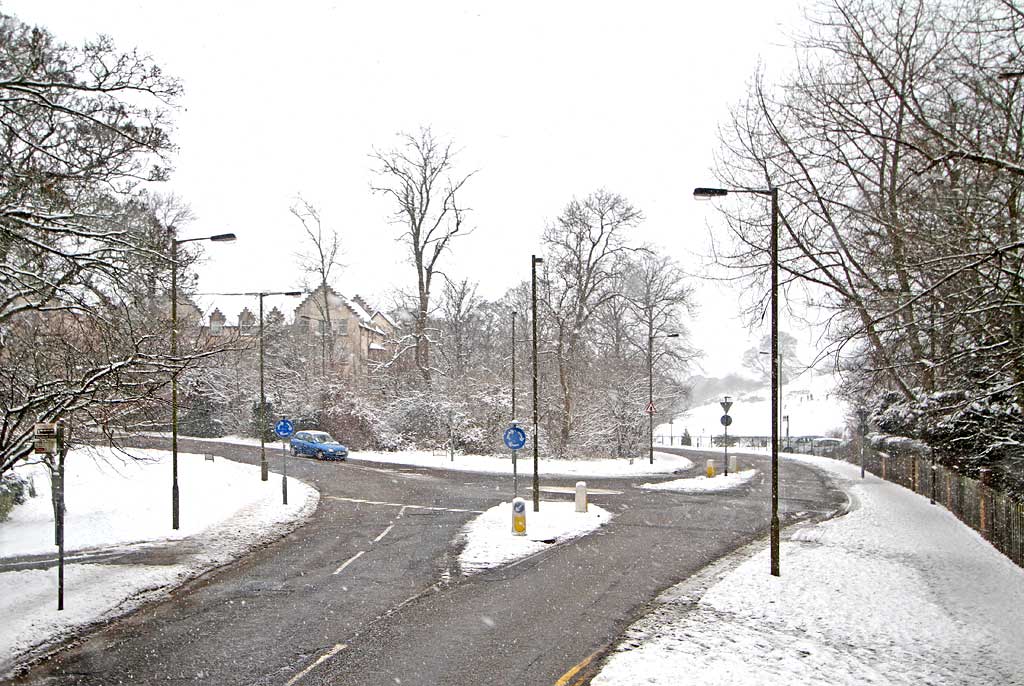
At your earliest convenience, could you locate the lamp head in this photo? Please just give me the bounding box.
[210,233,236,242]
[693,187,729,200]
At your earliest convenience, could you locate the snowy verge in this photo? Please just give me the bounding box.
[0,448,319,677]
[152,434,695,477]
[457,500,612,575]
[640,469,758,492]
[592,455,1024,685]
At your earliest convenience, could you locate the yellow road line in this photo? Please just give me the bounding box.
[555,649,602,686]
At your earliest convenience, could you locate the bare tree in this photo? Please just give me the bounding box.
[710,0,1024,489]
[371,127,474,385]
[541,190,644,455]
[0,13,192,477]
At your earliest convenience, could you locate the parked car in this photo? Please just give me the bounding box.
[290,431,348,461]
[811,437,844,456]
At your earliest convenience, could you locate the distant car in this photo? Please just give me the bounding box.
[290,430,348,461]
[811,437,844,456]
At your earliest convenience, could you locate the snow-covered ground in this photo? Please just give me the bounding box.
[172,435,696,477]
[663,370,848,444]
[457,500,612,575]
[641,469,758,492]
[0,448,319,676]
[592,454,1024,685]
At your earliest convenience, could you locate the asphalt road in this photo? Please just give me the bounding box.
[6,441,846,686]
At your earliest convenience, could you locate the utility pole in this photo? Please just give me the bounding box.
[532,255,543,512]
[649,332,679,464]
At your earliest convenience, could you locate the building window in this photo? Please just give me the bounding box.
[336,318,348,335]
[210,320,223,336]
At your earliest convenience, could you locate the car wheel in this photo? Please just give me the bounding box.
[316,450,325,461]
[291,447,298,457]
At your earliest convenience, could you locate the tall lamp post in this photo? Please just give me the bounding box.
[256,291,304,480]
[169,229,236,530]
[694,185,780,577]
[206,290,303,483]
[531,255,544,512]
[648,332,679,464]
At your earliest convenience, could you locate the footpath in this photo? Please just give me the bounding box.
[591,451,1024,685]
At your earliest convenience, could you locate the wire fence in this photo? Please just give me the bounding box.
[835,441,1024,570]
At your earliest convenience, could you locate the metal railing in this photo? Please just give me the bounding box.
[836,442,1024,569]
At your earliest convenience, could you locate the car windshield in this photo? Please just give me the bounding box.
[309,432,334,444]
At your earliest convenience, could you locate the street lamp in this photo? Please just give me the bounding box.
[531,255,543,513]
[170,229,236,530]
[648,332,679,464]
[256,291,303,480]
[205,290,303,483]
[694,185,781,577]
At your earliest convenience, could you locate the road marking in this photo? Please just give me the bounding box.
[284,643,346,686]
[332,551,365,576]
[540,486,622,495]
[554,649,602,686]
[324,495,483,514]
[373,523,395,543]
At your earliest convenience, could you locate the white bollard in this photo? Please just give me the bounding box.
[575,481,588,512]
[728,456,738,474]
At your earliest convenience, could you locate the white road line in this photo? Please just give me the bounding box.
[324,495,483,514]
[332,550,365,576]
[373,523,395,543]
[284,643,347,686]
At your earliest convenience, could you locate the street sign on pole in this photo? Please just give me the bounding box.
[644,400,656,415]
[720,400,733,414]
[274,418,294,439]
[503,425,527,451]
[720,414,733,427]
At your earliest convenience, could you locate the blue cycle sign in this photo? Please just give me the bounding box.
[274,418,295,439]
[503,425,527,450]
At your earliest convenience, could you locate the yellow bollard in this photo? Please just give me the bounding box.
[512,497,526,536]
[706,459,716,478]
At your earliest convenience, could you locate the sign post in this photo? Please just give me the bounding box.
[274,418,295,505]
[503,424,527,497]
[35,421,66,610]
[720,397,733,476]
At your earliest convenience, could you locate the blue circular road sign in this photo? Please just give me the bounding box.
[274,418,295,438]
[503,425,527,450]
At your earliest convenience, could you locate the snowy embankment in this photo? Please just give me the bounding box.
[592,455,1024,686]
[181,435,695,477]
[0,448,318,676]
[641,469,758,492]
[457,500,612,575]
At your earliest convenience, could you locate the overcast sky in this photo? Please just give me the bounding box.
[4,0,812,377]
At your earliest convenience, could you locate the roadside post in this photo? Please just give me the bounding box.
[503,423,527,497]
[720,397,733,476]
[575,481,588,513]
[35,420,66,610]
[274,418,295,505]
[512,497,527,536]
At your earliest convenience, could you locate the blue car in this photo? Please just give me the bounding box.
[290,430,348,461]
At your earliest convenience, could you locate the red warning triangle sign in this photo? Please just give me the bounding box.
[644,400,656,415]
